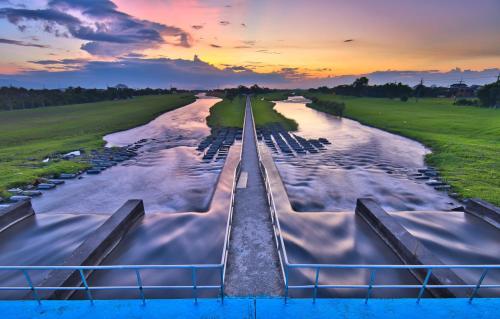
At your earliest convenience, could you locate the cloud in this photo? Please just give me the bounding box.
[210,44,222,48]
[257,49,280,55]
[0,37,49,48]
[241,23,246,27]
[0,56,309,89]
[1,55,498,89]
[192,25,203,30]
[28,58,87,65]
[219,20,230,26]
[344,39,354,42]
[0,0,192,56]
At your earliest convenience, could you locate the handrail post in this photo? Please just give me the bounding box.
[469,268,489,303]
[78,269,94,304]
[313,267,320,303]
[220,266,225,304]
[365,269,377,304]
[284,266,289,304]
[135,269,146,305]
[23,270,41,305]
[192,267,198,304]
[417,268,432,303]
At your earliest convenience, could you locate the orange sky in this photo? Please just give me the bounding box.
[0,0,499,83]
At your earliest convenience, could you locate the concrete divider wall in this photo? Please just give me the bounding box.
[34,199,145,300]
[0,200,35,233]
[355,198,469,298]
[465,198,500,229]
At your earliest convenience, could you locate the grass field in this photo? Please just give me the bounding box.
[252,96,298,130]
[206,96,245,128]
[306,93,500,205]
[0,94,195,198]
[206,95,298,131]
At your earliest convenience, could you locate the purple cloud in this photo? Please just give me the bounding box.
[0,0,192,56]
[0,37,49,48]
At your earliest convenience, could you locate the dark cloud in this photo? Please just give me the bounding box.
[234,45,252,49]
[123,52,146,58]
[192,25,203,30]
[0,56,300,89]
[0,37,49,48]
[210,44,222,48]
[344,39,354,42]
[219,20,230,26]
[241,23,246,27]
[257,49,281,55]
[1,55,498,89]
[0,0,192,56]
[28,58,87,65]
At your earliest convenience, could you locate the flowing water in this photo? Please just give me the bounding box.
[268,97,499,297]
[1,95,230,298]
[271,96,459,212]
[32,94,223,214]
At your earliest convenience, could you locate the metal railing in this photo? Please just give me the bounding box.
[0,264,222,305]
[0,141,242,305]
[250,97,500,303]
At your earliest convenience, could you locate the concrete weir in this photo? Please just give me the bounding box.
[224,96,283,296]
[356,198,468,297]
[0,200,35,233]
[33,200,145,300]
[465,198,500,229]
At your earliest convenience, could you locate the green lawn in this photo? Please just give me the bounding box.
[206,95,298,131]
[251,96,298,130]
[206,96,245,128]
[0,94,195,197]
[306,93,500,205]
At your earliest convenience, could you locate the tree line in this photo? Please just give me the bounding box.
[208,84,279,100]
[0,86,181,111]
[308,77,500,107]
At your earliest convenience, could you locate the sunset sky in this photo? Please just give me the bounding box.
[0,0,499,88]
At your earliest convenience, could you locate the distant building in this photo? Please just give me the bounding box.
[450,83,475,98]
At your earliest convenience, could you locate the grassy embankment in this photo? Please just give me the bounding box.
[206,94,298,131]
[206,96,245,128]
[0,93,195,198]
[306,93,500,205]
[251,96,298,130]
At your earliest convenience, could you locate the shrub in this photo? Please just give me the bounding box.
[454,99,478,106]
[308,100,346,117]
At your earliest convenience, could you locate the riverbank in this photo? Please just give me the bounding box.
[304,94,500,206]
[206,95,298,131]
[0,94,196,198]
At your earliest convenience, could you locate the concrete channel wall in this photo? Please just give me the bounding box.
[0,200,35,233]
[355,198,469,297]
[33,200,145,300]
[465,198,500,229]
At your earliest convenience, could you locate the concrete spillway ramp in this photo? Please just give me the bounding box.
[35,200,145,300]
[258,146,419,298]
[390,209,500,297]
[79,143,242,299]
[0,200,34,233]
[465,198,500,229]
[224,97,283,296]
[0,213,107,299]
[356,199,469,297]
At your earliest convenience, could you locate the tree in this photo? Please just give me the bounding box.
[477,81,500,108]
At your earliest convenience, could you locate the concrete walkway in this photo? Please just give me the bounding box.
[224,96,283,296]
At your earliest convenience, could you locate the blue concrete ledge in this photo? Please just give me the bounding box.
[0,298,498,318]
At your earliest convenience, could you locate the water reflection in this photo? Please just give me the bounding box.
[272,97,459,212]
[32,95,223,214]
